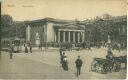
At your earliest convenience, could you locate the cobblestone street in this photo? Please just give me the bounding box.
[0,48,127,79]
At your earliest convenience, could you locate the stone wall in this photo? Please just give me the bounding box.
[46,22,56,42]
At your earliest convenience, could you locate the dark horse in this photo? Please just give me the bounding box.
[104,56,127,72]
[113,56,127,69]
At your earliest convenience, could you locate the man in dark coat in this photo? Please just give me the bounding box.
[9,44,14,59]
[24,43,28,53]
[75,56,83,77]
[106,49,114,61]
[39,43,43,51]
[29,42,32,53]
[59,49,63,57]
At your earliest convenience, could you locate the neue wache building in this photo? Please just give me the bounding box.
[26,18,85,47]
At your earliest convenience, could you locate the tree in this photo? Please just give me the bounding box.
[1,15,13,27]
[13,21,26,38]
[1,15,14,38]
[1,15,27,38]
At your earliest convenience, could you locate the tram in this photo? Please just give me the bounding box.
[12,38,23,53]
[1,38,24,53]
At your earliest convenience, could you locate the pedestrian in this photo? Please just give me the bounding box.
[11,43,14,53]
[9,44,13,59]
[62,56,68,71]
[40,43,43,51]
[60,52,65,64]
[59,48,63,57]
[75,56,83,77]
[10,51,13,59]
[39,43,43,51]
[24,43,28,53]
[29,42,32,53]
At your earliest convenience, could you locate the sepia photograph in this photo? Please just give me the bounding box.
[0,0,127,79]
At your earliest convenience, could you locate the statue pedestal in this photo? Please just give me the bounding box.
[35,39,40,46]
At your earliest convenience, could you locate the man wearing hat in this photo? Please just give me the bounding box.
[75,56,83,77]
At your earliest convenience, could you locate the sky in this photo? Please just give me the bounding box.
[1,0,127,21]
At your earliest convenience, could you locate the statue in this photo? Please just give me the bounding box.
[35,32,40,46]
[107,35,111,44]
[36,32,40,39]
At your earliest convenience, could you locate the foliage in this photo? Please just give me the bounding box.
[85,14,127,46]
[1,15,26,38]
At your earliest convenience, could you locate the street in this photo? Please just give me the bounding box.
[0,47,127,79]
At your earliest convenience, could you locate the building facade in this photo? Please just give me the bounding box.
[26,18,85,47]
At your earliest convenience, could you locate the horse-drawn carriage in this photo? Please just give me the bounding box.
[91,55,127,74]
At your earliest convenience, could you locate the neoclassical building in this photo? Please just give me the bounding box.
[26,18,85,46]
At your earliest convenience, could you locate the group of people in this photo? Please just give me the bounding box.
[59,49,83,77]
[8,41,32,59]
[24,42,32,53]
[60,49,68,71]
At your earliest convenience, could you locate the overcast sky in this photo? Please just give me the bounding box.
[2,0,127,21]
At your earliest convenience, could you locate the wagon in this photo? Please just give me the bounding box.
[91,57,121,74]
[91,58,108,74]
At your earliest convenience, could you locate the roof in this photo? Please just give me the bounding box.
[25,15,127,26]
[26,18,76,25]
[54,23,84,30]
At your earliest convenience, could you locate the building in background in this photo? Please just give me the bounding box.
[26,18,85,47]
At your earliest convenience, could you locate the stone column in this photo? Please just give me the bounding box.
[78,32,80,43]
[68,31,70,43]
[44,25,47,43]
[26,25,31,41]
[54,32,57,42]
[73,31,75,43]
[82,32,84,42]
[58,31,60,43]
[63,31,65,42]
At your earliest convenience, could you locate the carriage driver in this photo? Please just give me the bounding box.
[106,49,114,61]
